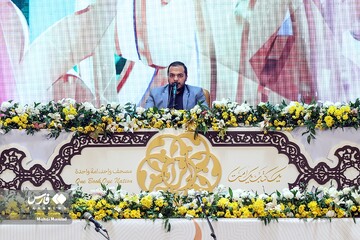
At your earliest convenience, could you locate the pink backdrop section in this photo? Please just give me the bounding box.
[0,0,360,106]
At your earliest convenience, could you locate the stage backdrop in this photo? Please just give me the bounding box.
[0,128,359,193]
[1,0,360,107]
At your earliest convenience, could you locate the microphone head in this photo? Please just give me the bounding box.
[172,83,178,95]
[83,212,92,220]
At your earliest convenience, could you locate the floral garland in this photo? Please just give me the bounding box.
[0,98,359,142]
[68,184,360,226]
[3,184,359,230]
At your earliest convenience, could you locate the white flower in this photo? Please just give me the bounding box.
[345,200,354,206]
[82,102,97,113]
[117,112,125,120]
[231,189,244,201]
[271,192,278,201]
[163,113,172,120]
[213,99,228,108]
[136,107,145,115]
[295,191,302,200]
[322,101,334,108]
[282,189,294,199]
[248,191,256,199]
[241,192,250,199]
[343,187,352,194]
[15,105,25,115]
[190,105,201,114]
[114,206,122,212]
[0,101,13,111]
[328,187,339,198]
[213,184,227,195]
[258,193,268,200]
[334,102,342,107]
[114,189,128,200]
[274,204,282,212]
[109,102,121,109]
[187,189,196,198]
[217,119,226,128]
[286,212,294,217]
[149,191,163,199]
[326,210,336,218]
[98,105,107,113]
[119,115,138,132]
[234,103,251,115]
[106,122,118,132]
[304,113,311,121]
[265,202,276,210]
[173,110,183,117]
[351,191,360,204]
[59,98,76,106]
[48,112,62,121]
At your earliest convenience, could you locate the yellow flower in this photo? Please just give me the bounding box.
[186,209,197,217]
[12,116,20,123]
[225,210,234,218]
[325,198,333,205]
[307,201,318,209]
[123,209,131,219]
[9,212,20,220]
[155,198,164,207]
[351,205,357,212]
[327,106,336,115]
[216,211,224,217]
[69,211,79,219]
[252,199,265,216]
[336,208,346,218]
[178,206,188,215]
[217,198,229,209]
[140,195,153,209]
[324,116,334,127]
[130,209,141,218]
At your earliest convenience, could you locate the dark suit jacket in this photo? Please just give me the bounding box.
[145,84,208,110]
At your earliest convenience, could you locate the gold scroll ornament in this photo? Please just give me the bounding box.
[137,132,221,193]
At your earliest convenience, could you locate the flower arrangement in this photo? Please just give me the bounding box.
[68,184,360,230]
[0,98,359,142]
[2,185,360,229]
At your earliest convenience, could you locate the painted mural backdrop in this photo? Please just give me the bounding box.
[1,0,359,107]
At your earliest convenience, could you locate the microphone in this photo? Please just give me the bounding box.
[171,83,177,108]
[196,193,203,207]
[195,193,217,240]
[83,212,105,231]
[83,212,110,240]
[172,83,178,96]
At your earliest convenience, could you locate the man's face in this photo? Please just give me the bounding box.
[168,65,187,91]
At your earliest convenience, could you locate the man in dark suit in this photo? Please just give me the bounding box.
[145,61,208,110]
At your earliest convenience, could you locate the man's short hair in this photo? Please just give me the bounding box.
[167,61,187,76]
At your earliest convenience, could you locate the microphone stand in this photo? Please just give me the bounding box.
[83,212,110,240]
[196,195,217,240]
[95,227,110,240]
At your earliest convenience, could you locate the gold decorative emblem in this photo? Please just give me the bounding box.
[137,132,221,193]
